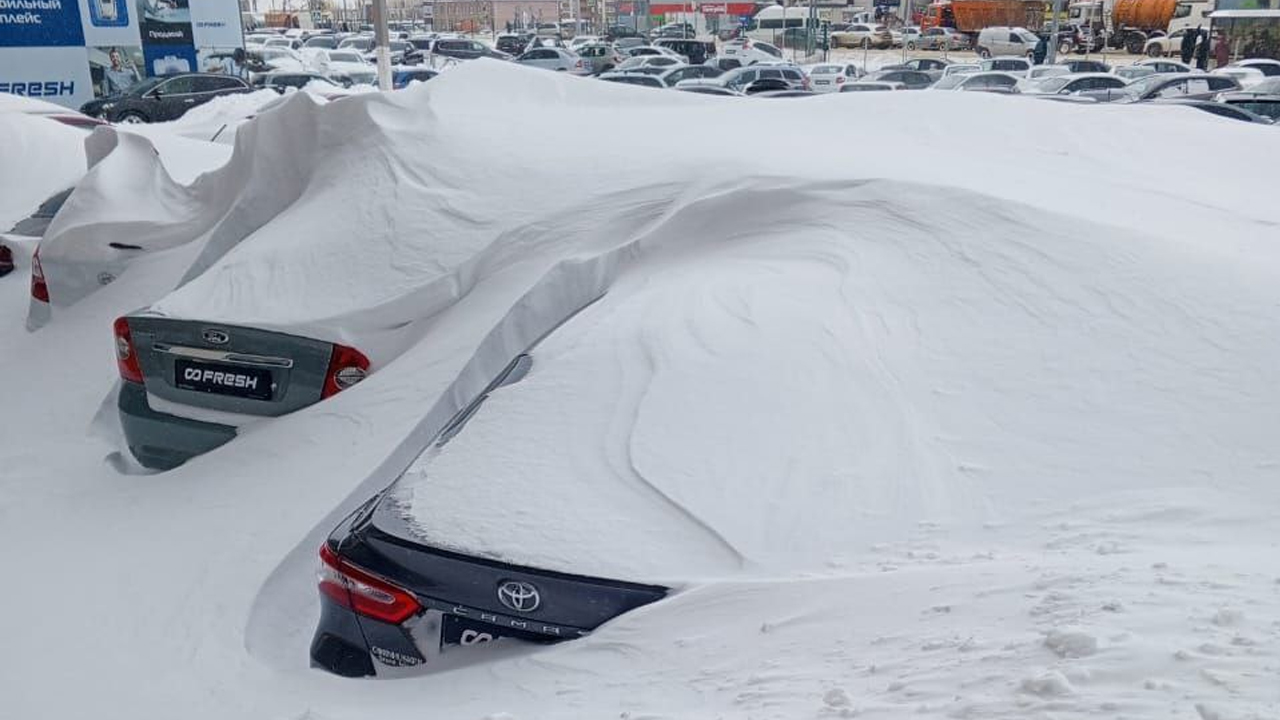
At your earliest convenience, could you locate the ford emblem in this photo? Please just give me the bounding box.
[202,329,230,345]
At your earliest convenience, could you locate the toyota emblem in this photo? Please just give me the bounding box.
[202,328,230,345]
[496,580,541,613]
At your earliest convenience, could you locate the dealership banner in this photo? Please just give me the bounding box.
[0,0,245,110]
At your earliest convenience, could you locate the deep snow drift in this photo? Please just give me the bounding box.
[1,62,1278,720]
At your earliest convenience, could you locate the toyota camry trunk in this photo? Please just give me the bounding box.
[114,315,370,469]
[310,492,668,677]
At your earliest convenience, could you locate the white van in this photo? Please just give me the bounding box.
[975,26,1039,58]
[746,5,818,44]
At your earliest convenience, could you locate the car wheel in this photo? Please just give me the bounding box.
[1125,35,1145,55]
[906,41,917,50]
[978,47,991,58]
[861,37,871,48]
[117,111,148,124]
[1146,44,1162,57]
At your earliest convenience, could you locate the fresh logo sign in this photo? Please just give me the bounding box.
[0,79,74,95]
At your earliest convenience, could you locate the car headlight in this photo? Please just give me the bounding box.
[100,102,115,111]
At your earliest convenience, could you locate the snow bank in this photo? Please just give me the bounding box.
[392,178,1280,582]
[0,112,86,229]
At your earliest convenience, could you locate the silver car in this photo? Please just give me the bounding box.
[113,314,372,469]
[516,47,589,74]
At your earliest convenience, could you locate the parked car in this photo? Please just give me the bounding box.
[1020,73,1127,96]
[1081,73,1240,103]
[941,63,982,77]
[1228,58,1280,77]
[576,43,626,74]
[111,312,373,469]
[361,40,417,65]
[896,26,923,49]
[1115,65,1157,81]
[430,38,509,61]
[310,50,377,86]
[975,26,1038,58]
[303,35,339,50]
[980,56,1031,73]
[930,71,1022,93]
[1134,58,1193,73]
[495,33,527,55]
[700,64,808,93]
[0,243,12,277]
[598,72,667,88]
[1144,28,1209,58]
[1149,98,1274,123]
[1025,64,1071,81]
[653,38,716,64]
[1216,90,1280,121]
[1211,66,1267,89]
[658,64,724,86]
[751,89,819,98]
[4,188,72,240]
[918,27,970,51]
[616,54,682,71]
[338,36,374,52]
[1060,59,1110,73]
[252,71,346,94]
[80,73,251,123]
[840,81,907,91]
[830,23,893,49]
[722,38,783,64]
[391,67,439,89]
[676,84,742,96]
[807,63,865,92]
[881,58,949,75]
[516,47,590,74]
[868,69,935,89]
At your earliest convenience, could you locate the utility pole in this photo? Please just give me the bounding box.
[1046,0,1063,64]
[371,0,392,89]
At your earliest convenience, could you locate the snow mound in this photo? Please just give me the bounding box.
[387,176,1280,582]
[0,112,86,228]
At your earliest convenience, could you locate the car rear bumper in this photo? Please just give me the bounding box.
[310,497,667,676]
[117,380,236,470]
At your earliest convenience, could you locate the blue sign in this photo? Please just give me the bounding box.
[0,0,87,47]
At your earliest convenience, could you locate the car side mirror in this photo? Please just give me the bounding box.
[149,89,163,98]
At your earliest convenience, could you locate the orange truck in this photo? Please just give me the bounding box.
[1067,0,1211,53]
[918,0,1046,32]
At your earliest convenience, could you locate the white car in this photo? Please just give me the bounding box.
[930,71,1022,92]
[1212,66,1267,88]
[1144,28,1209,58]
[980,56,1031,73]
[568,35,603,49]
[830,23,893,49]
[1228,58,1280,77]
[941,63,981,78]
[1019,72,1128,96]
[722,39,783,65]
[515,47,590,75]
[310,49,377,86]
[615,55,682,72]
[807,63,864,93]
[895,26,922,49]
[1025,64,1071,81]
[1135,58,1194,73]
[258,46,307,73]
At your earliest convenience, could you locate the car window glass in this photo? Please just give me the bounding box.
[1186,78,1210,94]
[761,69,782,79]
[1206,77,1236,90]
[156,76,195,94]
[1154,80,1188,98]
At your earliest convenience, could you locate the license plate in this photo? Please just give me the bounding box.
[174,359,273,401]
[816,80,830,84]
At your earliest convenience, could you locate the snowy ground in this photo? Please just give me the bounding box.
[1,63,1278,720]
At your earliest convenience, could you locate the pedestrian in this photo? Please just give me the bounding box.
[1214,29,1230,68]
[1181,25,1198,64]
[1195,27,1209,70]
[1033,33,1048,65]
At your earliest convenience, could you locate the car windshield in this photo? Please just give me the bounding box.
[1124,74,1169,95]
[129,76,166,95]
[329,51,364,63]
[340,38,372,50]
[933,75,966,89]
[812,65,840,74]
[262,48,293,60]
[1228,99,1280,119]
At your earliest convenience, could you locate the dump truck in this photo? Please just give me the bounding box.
[1065,0,1212,53]
[918,0,1046,32]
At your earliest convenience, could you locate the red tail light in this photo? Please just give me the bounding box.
[321,342,370,398]
[802,76,810,90]
[31,247,49,303]
[318,544,421,624]
[113,317,144,384]
[837,75,846,83]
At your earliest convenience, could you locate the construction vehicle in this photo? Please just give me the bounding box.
[1065,0,1212,54]
[918,0,1045,33]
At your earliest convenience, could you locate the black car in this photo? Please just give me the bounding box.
[653,38,716,64]
[252,72,343,93]
[869,69,935,90]
[495,34,527,55]
[1148,98,1274,124]
[81,73,251,123]
[1060,59,1111,74]
[1218,92,1280,121]
[429,38,510,61]
[310,355,668,677]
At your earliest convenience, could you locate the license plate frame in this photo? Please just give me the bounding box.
[174,358,273,401]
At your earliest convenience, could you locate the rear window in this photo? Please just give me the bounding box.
[1229,99,1280,119]
[813,65,840,73]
